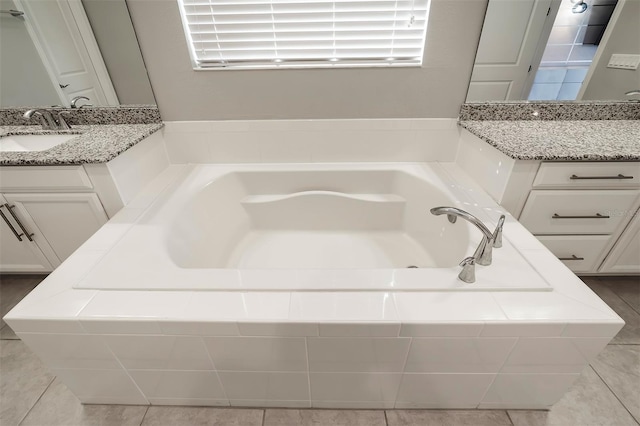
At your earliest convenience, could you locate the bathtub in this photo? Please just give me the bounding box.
[5,162,623,409]
[73,163,549,291]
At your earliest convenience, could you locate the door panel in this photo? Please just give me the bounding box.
[0,195,53,273]
[4,193,108,263]
[469,0,559,101]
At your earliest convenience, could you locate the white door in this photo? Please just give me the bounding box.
[4,193,108,264]
[14,0,118,106]
[0,195,53,273]
[600,210,640,274]
[467,0,560,101]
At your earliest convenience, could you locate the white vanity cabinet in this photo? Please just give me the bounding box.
[0,130,169,273]
[519,162,640,274]
[457,129,640,275]
[0,194,54,273]
[0,167,109,273]
[600,209,640,274]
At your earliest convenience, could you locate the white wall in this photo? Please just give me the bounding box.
[126,0,488,121]
[582,0,640,100]
[0,0,60,107]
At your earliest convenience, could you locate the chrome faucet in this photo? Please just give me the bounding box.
[23,109,57,130]
[24,109,72,130]
[430,206,505,283]
[70,96,91,108]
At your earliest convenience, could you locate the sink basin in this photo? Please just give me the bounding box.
[0,134,78,152]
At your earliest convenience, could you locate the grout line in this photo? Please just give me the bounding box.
[384,409,389,426]
[505,410,515,426]
[590,365,640,425]
[139,406,149,426]
[612,291,640,317]
[17,375,55,426]
[261,408,266,426]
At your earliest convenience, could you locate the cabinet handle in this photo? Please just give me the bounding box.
[0,207,24,241]
[3,203,34,241]
[558,254,585,261]
[552,213,610,219]
[570,174,633,180]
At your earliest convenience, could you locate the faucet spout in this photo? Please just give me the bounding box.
[23,109,57,130]
[430,206,495,268]
[430,206,493,239]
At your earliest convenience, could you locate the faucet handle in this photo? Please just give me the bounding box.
[492,214,505,248]
[458,256,476,283]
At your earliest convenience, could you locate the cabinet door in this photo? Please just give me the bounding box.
[3,193,108,263]
[600,210,640,274]
[0,195,53,273]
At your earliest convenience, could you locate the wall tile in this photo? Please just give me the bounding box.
[404,337,516,373]
[129,370,226,400]
[480,373,580,409]
[218,371,310,401]
[19,333,119,370]
[309,372,402,403]
[501,337,610,373]
[104,335,214,370]
[395,373,495,408]
[307,337,411,372]
[53,368,148,405]
[203,336,308,371]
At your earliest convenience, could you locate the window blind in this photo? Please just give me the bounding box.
[177,0,431,69]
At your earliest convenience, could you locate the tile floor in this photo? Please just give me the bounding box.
[1,274,638,426]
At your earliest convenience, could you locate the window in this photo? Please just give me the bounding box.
[177,0,430,70]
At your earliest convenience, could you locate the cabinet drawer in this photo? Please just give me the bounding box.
[537,235,610,273]
[0,166,93,191]
[533,162,640,189]
[520,189,640,234]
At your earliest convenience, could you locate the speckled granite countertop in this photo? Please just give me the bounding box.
[459,120,640,161]
[0,123,163,165]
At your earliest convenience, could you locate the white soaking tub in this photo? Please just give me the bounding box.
[5,162,623,410]
[72,163,550,291]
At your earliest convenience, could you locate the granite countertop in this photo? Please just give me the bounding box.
[459,119,640,161]
[0,123,164,165]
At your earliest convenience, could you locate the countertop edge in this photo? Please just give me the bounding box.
[0,123,164,166]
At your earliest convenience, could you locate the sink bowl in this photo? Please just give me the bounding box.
[0,134,78,152]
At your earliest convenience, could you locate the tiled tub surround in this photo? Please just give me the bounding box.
[0,124,164,165]
[4,159,624,409]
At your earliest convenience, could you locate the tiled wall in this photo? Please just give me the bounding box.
[162,119,461,164]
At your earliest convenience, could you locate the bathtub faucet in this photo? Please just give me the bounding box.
[430,206,505,283]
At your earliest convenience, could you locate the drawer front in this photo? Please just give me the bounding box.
[0,166,93,191]
[533,162,640,189]
[520,189,640,234]
[537,235,610,273]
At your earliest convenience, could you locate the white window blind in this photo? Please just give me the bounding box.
[177,0,431,69]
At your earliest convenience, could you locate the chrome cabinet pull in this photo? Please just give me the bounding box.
[570,174,633,180]
[3,203,34,241]
[0,207,24,241]
[558,254,585,261]
[552,213,610,219]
